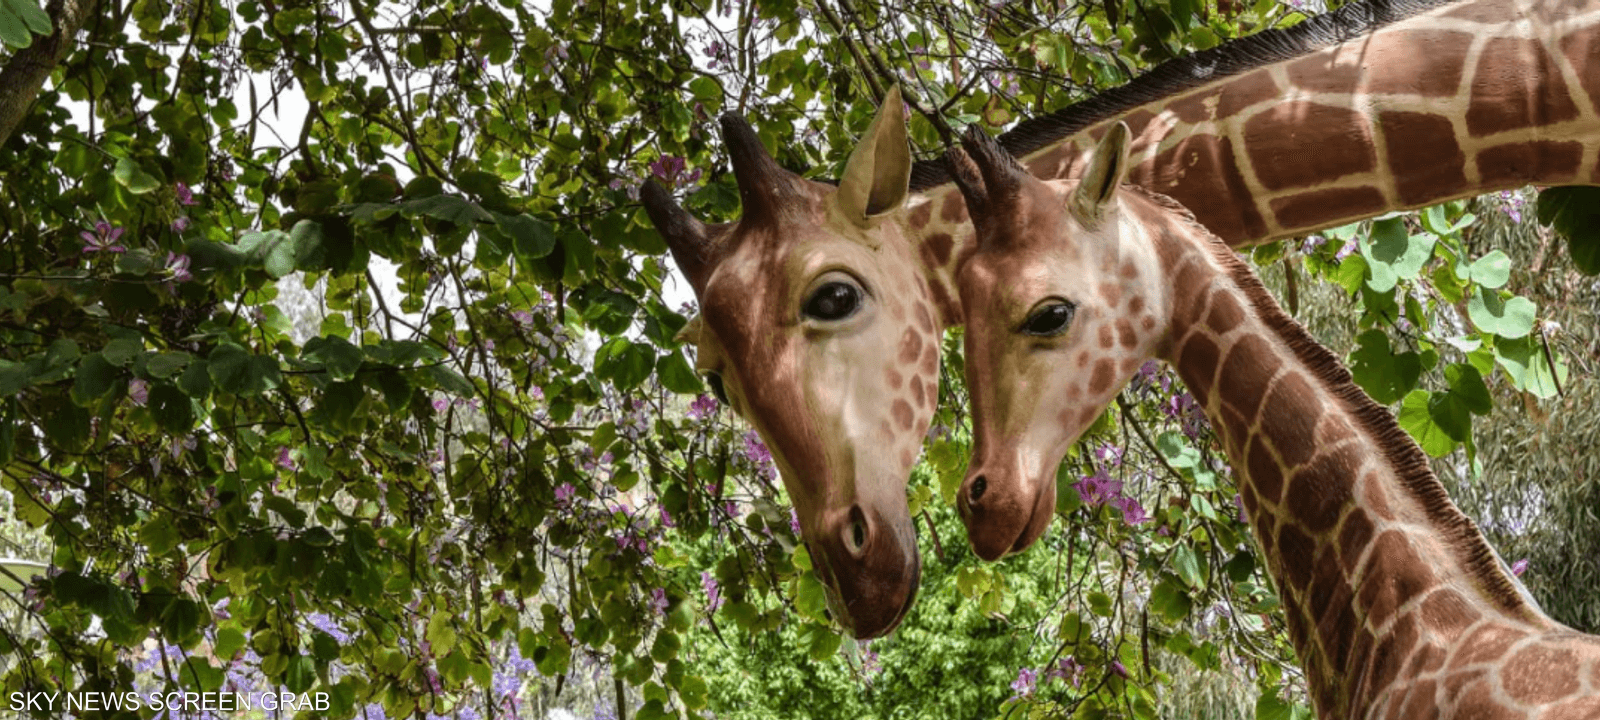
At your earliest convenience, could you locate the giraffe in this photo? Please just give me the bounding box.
[915,0,1600,559]
[641,0,1600,631]
[641,89,942,639]
[944,122,1600,720]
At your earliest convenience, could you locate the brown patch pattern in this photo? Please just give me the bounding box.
[891,400,913,430]
[1499,644,1580,704]
[1477,141,1584,186]
[1271,186,1388,231]
[1260,372,1322,469]
[1465,37,1581,137]
[1245,102,1377,191]
[897,328,923,365]
[1141,135,1268,242]
[1381,111,1470,206]
[1356,531,1436,628]
[1560,25,1600,117]
[1284,444,1361,533]
[1337,510,1374,575]
[1418,590,1479,645]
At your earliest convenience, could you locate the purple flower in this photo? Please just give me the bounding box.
[1073,469,1122,507]
[128,378,149,406]
[701,571,723,613]
[166,252,192,283]
[687,393,718,421]
[789,509,801,536]
[910,45,932,71]
[172,216,191,233]
[649,156,702,188]
[1234,494,1249,523]
[1110,660,1129,678]
[81,220,127,254]
[1112,496,1150,525]
[1499,190,1526,224]
[1300,234,1327,254]
[276,446,295,470]
[432,398,449,413]
[308,612,352,643]
[1094,443,1123,467]
[1511,558,1529,576]
[1009,666,1037,698]
[650,588,669,615]
[1336,239,1358,261]
[555,483,576,508]
[175,182,197,206]
[742,430,772,465]
[660,507,675,528]
[1045,656,1083,687]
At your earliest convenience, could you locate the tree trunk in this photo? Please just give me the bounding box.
[0,0,99,148]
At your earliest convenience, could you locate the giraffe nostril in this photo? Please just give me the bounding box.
[970,475,988,502]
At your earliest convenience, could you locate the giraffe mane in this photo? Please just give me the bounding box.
[906,0,1460,192]
[1124,186,1539,623]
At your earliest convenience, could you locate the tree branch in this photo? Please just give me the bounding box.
[0,0,102,147]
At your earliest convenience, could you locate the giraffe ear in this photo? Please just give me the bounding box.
[836,85,912,228]
[642,178,720,294]
[1069,122,1131,228]
[673,314,704,346]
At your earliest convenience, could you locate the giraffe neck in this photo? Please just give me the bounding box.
[1019,0,1600,244]
[1135,192,1551,719]
[904,0,1600,324]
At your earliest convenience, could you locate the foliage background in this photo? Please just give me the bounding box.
[1,0,1596,717]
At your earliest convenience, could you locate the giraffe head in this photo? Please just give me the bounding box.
[948,123,1169,559]
[641,89,935,638]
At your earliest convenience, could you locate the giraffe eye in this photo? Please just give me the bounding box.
[802,280,863,321]
[1021,301,1076,337]
[703,372,729,404]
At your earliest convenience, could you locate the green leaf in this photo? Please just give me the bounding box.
[596,338,653,390]
[1397,390,1457,457]
[1467,250,1512,289]
[426,611,457,654]
[798,622,842,662]
[304,335,364,380]
[1255,693,1293,720]
[1427,391,1472,443]
[102,337,144,367]
[402,194,493,225]
[113,157,162,194]
[1149,578,1192,622]
[1443,363,1492,416]
[1348,329,1421,405]
[427,365,475,397]
[178,360,212,397]
[208,344,265,395]
[149,383,195,432]
[794,572,829,622]
[214,627,247,660]
[1494,335,1566,399]
[140,515,179,555]
[1537,186,1600,275]
[1172,545,1204,590]
[285,654,316,693]
[656,351,700,394]
[2,0,51,42]
[146,351,193,379]
[1360,218,1435,292]
[71,354,119,405]
[1467,287,1536,339]
[496,212,557,260]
